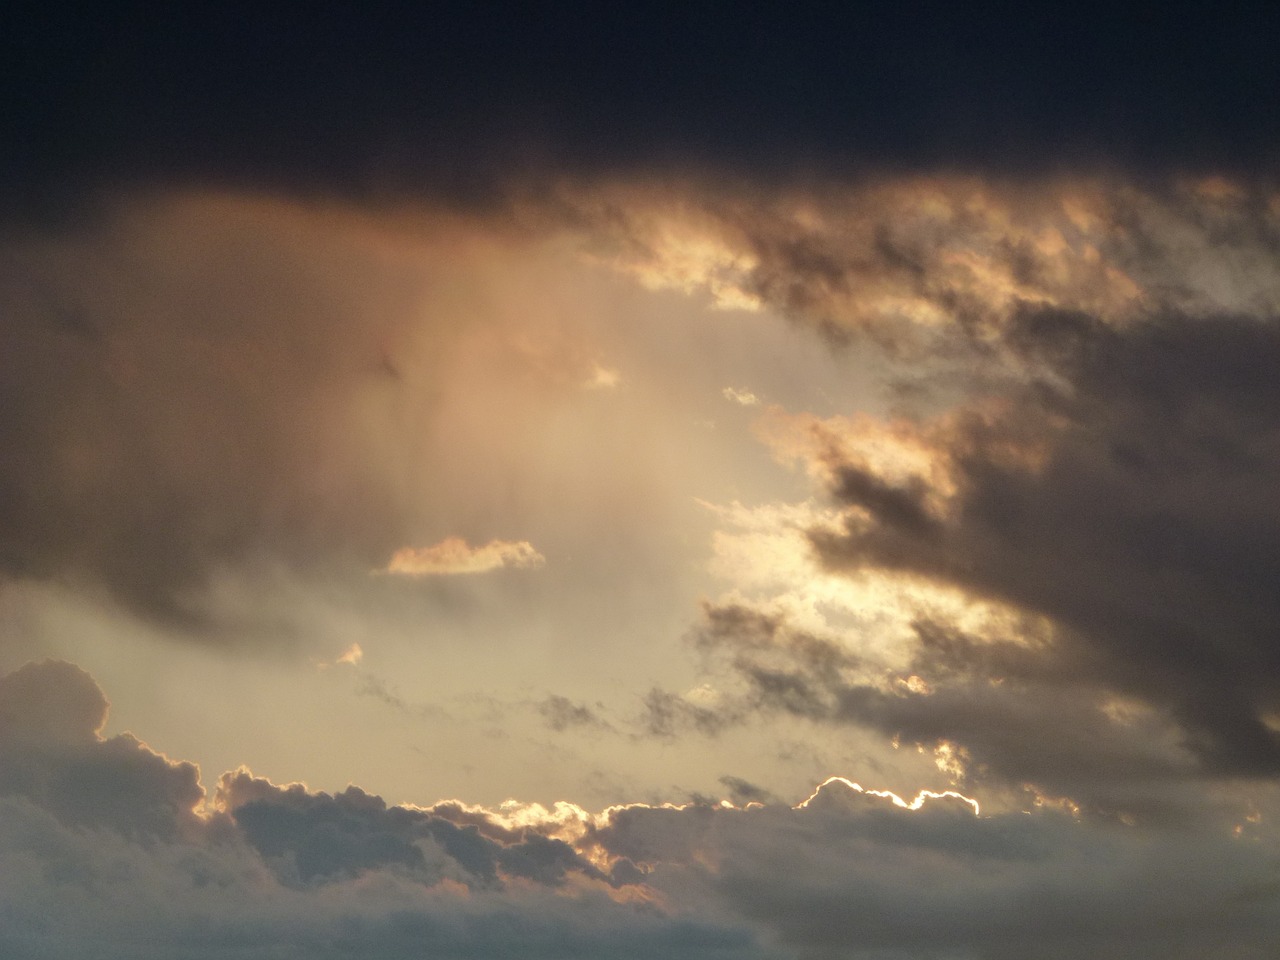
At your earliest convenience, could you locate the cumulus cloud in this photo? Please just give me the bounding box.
[384,537,546,577]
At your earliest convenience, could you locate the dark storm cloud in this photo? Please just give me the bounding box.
[5,3,1280,225]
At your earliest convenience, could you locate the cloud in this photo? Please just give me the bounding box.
[0,658,107,746]
[2,660,1279,959]
[384,537,546,577]
[0,192,578,637]
[585,363,622,389]
[2,173,1274,651]
[8,5,1280,232]
[656,305,1280,816]
[0,660,205,841]
[587,779,1280,960]
[538,694,615,733]
[560,176,1280,357]
[722,387,760,406]
[542,174,1280,823]
[804,309,1280,778]
[0,193,459,631]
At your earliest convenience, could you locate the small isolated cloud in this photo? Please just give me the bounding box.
[384,537,546,577]
[722,387,760,406]
[585,363,621,390]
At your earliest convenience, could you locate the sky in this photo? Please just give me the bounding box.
[4,4,1280,958]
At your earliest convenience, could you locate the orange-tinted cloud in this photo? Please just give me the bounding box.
[384,537,546,577]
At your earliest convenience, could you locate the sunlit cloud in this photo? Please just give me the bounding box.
[383,537,546,576]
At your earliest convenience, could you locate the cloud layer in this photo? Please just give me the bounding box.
[1,660,1278,959]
